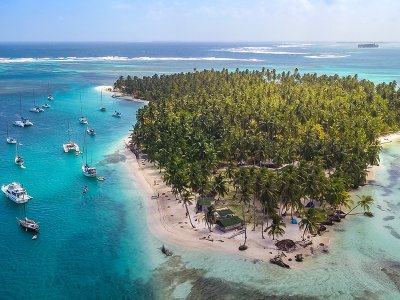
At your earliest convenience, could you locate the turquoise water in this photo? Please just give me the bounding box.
[0,42,400,299]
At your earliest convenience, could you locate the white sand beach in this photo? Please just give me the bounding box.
[94,85,149,104]
[121,139,331,268]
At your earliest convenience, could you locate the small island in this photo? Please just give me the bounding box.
[115,69,399,267]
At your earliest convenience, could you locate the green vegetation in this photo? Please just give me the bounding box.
[116,69,399,239]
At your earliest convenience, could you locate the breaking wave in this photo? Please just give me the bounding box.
[304,54,350,59]
[0,56,263,63]
[215,47,307,55]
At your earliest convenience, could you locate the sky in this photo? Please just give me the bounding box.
[0,0,399,42]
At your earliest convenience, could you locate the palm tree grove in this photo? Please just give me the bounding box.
[115,68,400,247]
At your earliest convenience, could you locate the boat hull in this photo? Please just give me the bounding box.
[17,218,39,232]
[1,184,32,204]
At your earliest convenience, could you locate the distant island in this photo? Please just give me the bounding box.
[114,69,399,267]
[358,43,379,48]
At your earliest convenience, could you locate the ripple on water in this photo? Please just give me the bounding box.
[383,216,395,221]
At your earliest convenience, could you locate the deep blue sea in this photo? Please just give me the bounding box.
[1,42,400,299]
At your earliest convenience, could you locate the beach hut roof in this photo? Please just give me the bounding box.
[216,209,235,218]
[216,216,242,227]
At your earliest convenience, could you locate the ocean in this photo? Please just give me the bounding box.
[0,42,399,299]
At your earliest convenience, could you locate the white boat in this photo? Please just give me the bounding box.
[7,137,17,143]
[63,142,80,153]
[30,93,44,112]
[79,94,88,124]
[47,83,54,100]
[42,103,51,108]
[13,120,25,127]
[81,136,97,177]
[1,182,32,204]
[86,127,96,136]
[112,110,122,118]
[30,106,44,113]
[82,163,97,177]
[79,117,88,124]
[6,125,17,144]
[17,203,39,232]
[15,142,25,168]
[21,117,33,126]
[63,121,80,153]
[99,91,106,111]
[14,98,34,127]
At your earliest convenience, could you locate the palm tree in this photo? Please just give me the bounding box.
[181,190,196,228]
[204,205,216,232]
[299,208,321,240]
[266,215,286,240]
[346,195,374,215]
[260,170,278,239]
[213,173,229,201]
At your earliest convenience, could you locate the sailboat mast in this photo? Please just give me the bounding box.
[67,121,71,142]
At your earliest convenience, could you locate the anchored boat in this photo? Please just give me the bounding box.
[17,203,39,232]
[1,182,32,204]
[63,121,80,153]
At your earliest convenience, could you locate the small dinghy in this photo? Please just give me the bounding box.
[32,235,38,240]
[83,185,88,193]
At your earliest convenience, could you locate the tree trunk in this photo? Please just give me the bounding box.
[241,202,247,246]
[185,204,196,228]
[252,195,256,231]
[264,206,269,232]
[261,204,265,239]
[345,204,360,216]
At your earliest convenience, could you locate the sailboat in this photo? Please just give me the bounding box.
[14,97,33,127]
[29,91,44,113]
[112,101,121,117]
[99,91,106,111]
[15,141,25,168]
[63,121,80,154]
[6,125,17,144]
[16,203,39,233]
[86,125,96,136]
[79,94,88,124]
[47,83,54,101]
[81,134,97,177]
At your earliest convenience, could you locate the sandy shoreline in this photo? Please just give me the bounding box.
[109,87,400,267]
[366,132,400,182]
[121,139,330,268]
[94,85,149,104]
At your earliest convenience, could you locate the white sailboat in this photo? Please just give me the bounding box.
[86,126,96,136]
[99,91,106,111]
[6,125,17,144]
[14,97,34,127]
[47,83,54,100]
[81,133,97,177]
[14,141,25,168]
[1,182,32,204]
[17,204,39,232]
[29,92,44,113]
[112,99,121,117]
[81,149,97,177]
[79,94,88,124]
[63,121,80,154]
